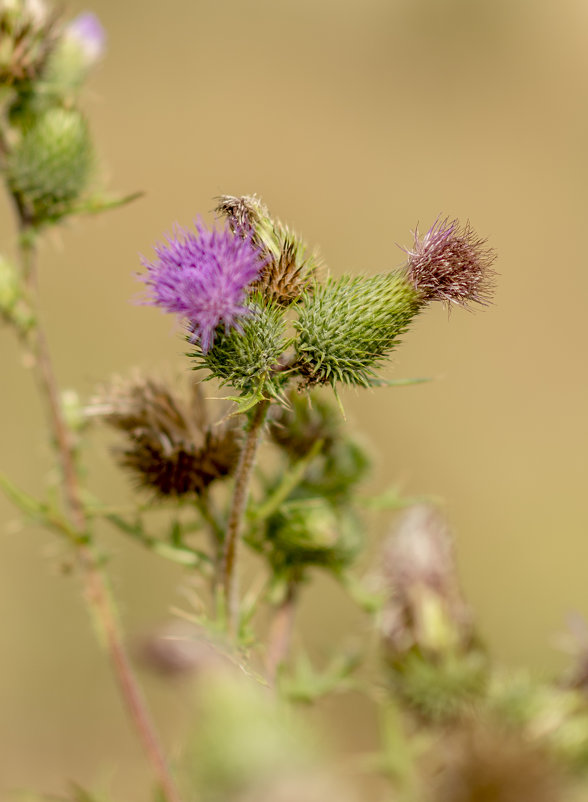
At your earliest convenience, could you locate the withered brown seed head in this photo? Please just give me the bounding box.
[216,194,318,306]
[381,505,474,656]
[251,233,316,306]
[404,218,496,308]
[214,194,268,239]
[93,376,240,497]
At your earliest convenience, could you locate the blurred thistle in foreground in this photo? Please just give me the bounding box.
[381,505,487,722]
[432,723,565,802]
[90,375,239,497]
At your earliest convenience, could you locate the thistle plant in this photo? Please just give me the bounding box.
[5,3,588,802]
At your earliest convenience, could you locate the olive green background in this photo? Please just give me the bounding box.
[1,0,588,797]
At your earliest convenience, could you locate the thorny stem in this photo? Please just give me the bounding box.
[16,230,184,802]
[222,398,270,638]
[265,580,298,685]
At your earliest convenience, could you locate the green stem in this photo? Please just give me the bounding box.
[252,438,324,522]
[222,398,270,638]
[14,225,184,802]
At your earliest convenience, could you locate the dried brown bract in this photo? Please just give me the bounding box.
[91,375,240,497]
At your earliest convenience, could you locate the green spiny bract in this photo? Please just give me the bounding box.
[294,272,420,388]
[192,299,288,406]
[94,376,240,498]
[5,106,94,225]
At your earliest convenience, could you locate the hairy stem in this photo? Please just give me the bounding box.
[222,399,270,638]
[17,230,184,802]
[266,581,298,685]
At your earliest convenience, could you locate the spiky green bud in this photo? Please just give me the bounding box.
[257,498,361,576]
[294,272,420,388]
[192,299,288,408]
[5,106,94,225]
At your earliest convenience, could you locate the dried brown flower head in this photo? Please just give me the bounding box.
[0,2,60,86]
[216,193,318,306]
[404,218,496,308]
[381,505,474,657]
[251,231,316,306]
[91,375,239,497]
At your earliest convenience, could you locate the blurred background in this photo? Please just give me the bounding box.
[1,0,588,797]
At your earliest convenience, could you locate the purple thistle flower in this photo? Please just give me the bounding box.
[140,221,265,353]
[65,12,106,66]
[403,218,496,308]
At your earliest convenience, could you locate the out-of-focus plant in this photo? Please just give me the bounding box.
[5,3,588,802]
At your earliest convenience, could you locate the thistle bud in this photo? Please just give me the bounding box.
[6,106,94,225]
[91,375,240,498]
[216,194,318,305]
[192,299,287,405]
[403,217,496,308]
[268,390,341,459]
[183,671,323,802]
[294,272,419,388]
[0,0,57,87]
[381,506,487,722]
[269,390,371,499]
[44,11,105,93]
[382,505,473,659]
[260,498,361,576]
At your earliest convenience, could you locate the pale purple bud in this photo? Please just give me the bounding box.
[65,12,105,67]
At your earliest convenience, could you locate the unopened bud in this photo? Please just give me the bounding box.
[6,106,94,225]
[45,11,105,93]
[381,505,473,658]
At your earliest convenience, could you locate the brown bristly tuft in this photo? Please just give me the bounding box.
[91,375,240,497]
[252,231,316,306]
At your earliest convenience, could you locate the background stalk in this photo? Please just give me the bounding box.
[16,228,184,802]
[265,580,298,685]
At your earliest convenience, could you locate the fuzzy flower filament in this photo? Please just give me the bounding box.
[404,217,496,308]
[140,221,264,353]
